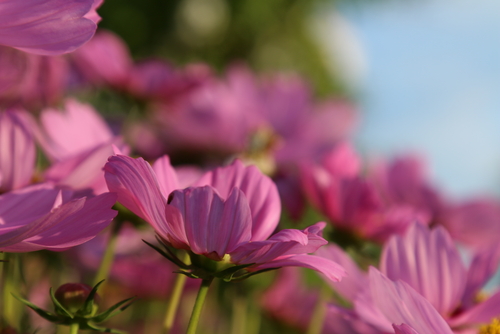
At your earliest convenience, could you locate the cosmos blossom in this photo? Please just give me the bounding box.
[104,155,345,281]
[0,0,103,55]
[0,183,117,252]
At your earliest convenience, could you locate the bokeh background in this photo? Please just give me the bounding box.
[96,0,500,199]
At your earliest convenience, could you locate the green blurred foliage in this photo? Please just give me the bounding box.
[98,0,347,97]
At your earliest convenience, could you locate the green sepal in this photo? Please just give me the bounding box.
[214,263,255,281]
[84,322,128,333]
[12,293,61,323]
[92,297,135,323]
[230,267,281,281]
[173,270,201,279]
[81,280,104,316]
[49,287,74,318]
[142,239,188,269]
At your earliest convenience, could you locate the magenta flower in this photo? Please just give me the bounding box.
[34,99,128,194]
[0,183,117,252]
[0,0,102,55]
[301,146,429,242]
[104,155,345,281]
[0,110,35,192]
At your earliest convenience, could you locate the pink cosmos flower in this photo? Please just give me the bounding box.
[320,223,500,333]
[34,99,128,194]
[104,156,345,281]
[368,155,445,220]
[0,183,117,252]
[0,0,102,55]
[301,146,429,242]
[0,110,35,192]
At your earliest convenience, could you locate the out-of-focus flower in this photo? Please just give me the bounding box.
[0,0,102,55]
[72,30,132,90]
[0,47,69,109]
[34,99,128,194]
[104,156,345,282]
[319,223,500,333]
[368,155,445,220]
[0,110,35,192]
[0,183,117,252]
[71,30,211,98]
[261,267,319,331]
[439,198,500,249]
[301,145,429,242]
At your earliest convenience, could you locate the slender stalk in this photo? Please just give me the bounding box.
[69,322,80,334]
[246,297,261,334]
[230,296,247,334]
[163,272,188,333]
[2,253,22,330]
[186,277,213,334]
[306,282,330,334]
[93,221,122,286]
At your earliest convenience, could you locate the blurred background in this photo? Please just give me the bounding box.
[97,0,500,198]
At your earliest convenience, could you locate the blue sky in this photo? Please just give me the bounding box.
[334,0,500,198]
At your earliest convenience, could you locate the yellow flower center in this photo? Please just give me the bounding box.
[479,318,500,334]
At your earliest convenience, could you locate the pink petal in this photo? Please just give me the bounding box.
[462,245,500,306]
[44,140,125,194]
[0,193,117,252]
[380,223,466,315]
[393,324,420,334]
[448,290,500,327]
[0,0,98,55]
[316,244,368,302]
[0,184,67,230]
[194,159,281,241]
[253,254,346,282]
[167,186,252,260]
[0,110,35,191]
[104,155,169,232]
[152,155,180,198]
[39,99,114,161]
[363,267,454,334]
[72,30,132,88]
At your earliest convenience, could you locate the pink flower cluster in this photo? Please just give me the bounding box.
[2,3,500,334]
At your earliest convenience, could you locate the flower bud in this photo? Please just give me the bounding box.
[54,283,100,313]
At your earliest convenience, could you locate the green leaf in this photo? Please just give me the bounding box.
[50,287,74,318]
[82,280,105,315]
[84,322,128,333]
[230,267,281,281]
[92,297,135,323]
[12,293,61,322]
[142,239,187,269]
[214,263,254,280]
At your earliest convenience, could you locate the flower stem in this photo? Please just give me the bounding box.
[306,281,330,334]
[69,322,79,334]
[163,253,190,334]
[93,221,122,286]
[186,277,213,334]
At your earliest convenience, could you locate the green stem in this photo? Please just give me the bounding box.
[306,282,330,334]
[93,221,122,286]
[163,258,189,333]
[69,322,80,334]
[2,253,21,330]
[230,296,247,334]
[186,278,213,334]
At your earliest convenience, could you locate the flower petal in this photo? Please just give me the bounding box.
[167,186,252,259]
[380,223,466,315]
[104,155,169,232]
[194,159,280,241]
[0,0,98,55]
[0,110,35,192]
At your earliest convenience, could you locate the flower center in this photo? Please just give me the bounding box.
[479,318,500,334]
